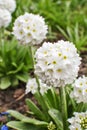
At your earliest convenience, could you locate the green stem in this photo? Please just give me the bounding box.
[0,27,4,44]
[28,45,34,69]
[76,102,84,112]
[35,76,50,121]
[59,86,68,130]
[50,87,58,109]
[34,92,50,122]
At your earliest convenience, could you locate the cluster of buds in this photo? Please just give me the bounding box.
[47,121,56,130]
[80,116,87,129]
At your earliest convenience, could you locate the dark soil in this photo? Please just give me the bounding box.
[0,51,87,124]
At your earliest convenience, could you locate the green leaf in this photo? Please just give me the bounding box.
[11,78,19,86]
[66,26,73,41]
[56,25,69,40]
[27,46,34,69]
[22,117,48,126]
[48,109,63,129]
[7,110,27,121]
[0,77,11,89]
[7,63,24,75]
[16,73,29,82]
[44,88,60,109]
[7,121,46,130]
[26,99,46,121]
[0,73,4,77]
[11,62,17,67]
[16,45,27,61]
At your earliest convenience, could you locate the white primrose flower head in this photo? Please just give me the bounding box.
[13,13,48,45]
[70,75,87,103]
[34,40,81,87]
[25,78,50,95]
[0,0,16,13]
[0,9,12,28]
[68,111,87,130]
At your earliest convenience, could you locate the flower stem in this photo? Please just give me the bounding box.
[28,45,34,69]
[59,86,68,130]
[76,102,84,112]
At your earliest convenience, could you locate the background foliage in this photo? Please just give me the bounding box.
[0,0,87,89]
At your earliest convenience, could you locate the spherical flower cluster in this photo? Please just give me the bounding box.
[68,111,87,130]
[34,40,81,87]
[13,13,48,45]
[25,78,50,95]
[0,0,16,28]
[0,0,16,13]
[0,9,12,28]
[70,75,87,103]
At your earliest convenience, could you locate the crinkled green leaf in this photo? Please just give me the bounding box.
[0,77,11,89]
[22,117,48,126]
[11,78,19,86]
[26,99,46,121]
[7,110,27,121]
[7,121,47,130]
[16,73,29,82]
[48,109,63,129]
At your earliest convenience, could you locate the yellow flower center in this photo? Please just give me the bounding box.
[78,89,82,93]
[27,26,30,30]
[52,61,56,64]
[80,83,83,86]
[33,29,36,32]
[63,55,67,60]
[27,33,31,37]
[19,30,23,35]
[58,53,62,57]
[44,51,47,54]
[45,61,48,65]
[25,19,28,22]
[57,69,62,73]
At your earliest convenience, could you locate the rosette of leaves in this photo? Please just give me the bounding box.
[0,38,33,89]
[6,85,87,130]
[7,88,64,130]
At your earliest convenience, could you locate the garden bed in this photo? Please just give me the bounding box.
[0,0,87,130]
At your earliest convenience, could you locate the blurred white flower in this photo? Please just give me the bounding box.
[40,80,50,95]
[0,9,12,28]
[70,75,87,103]
[0,0,16,13]
[69,123,81,130]
[34,40,81,87]
[68,111,87,130]
[25,78,38,94]
[13,13,48,45]
[25,78,50,95]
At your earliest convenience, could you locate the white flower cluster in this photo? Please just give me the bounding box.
[34,40,81,87]
[25,78,50,95]
[13,13,48,45]
[0,0,16,28]
[0,9,11,27]
[68,111,87,130]
[0,0,16,13]
[70,75,87,103]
